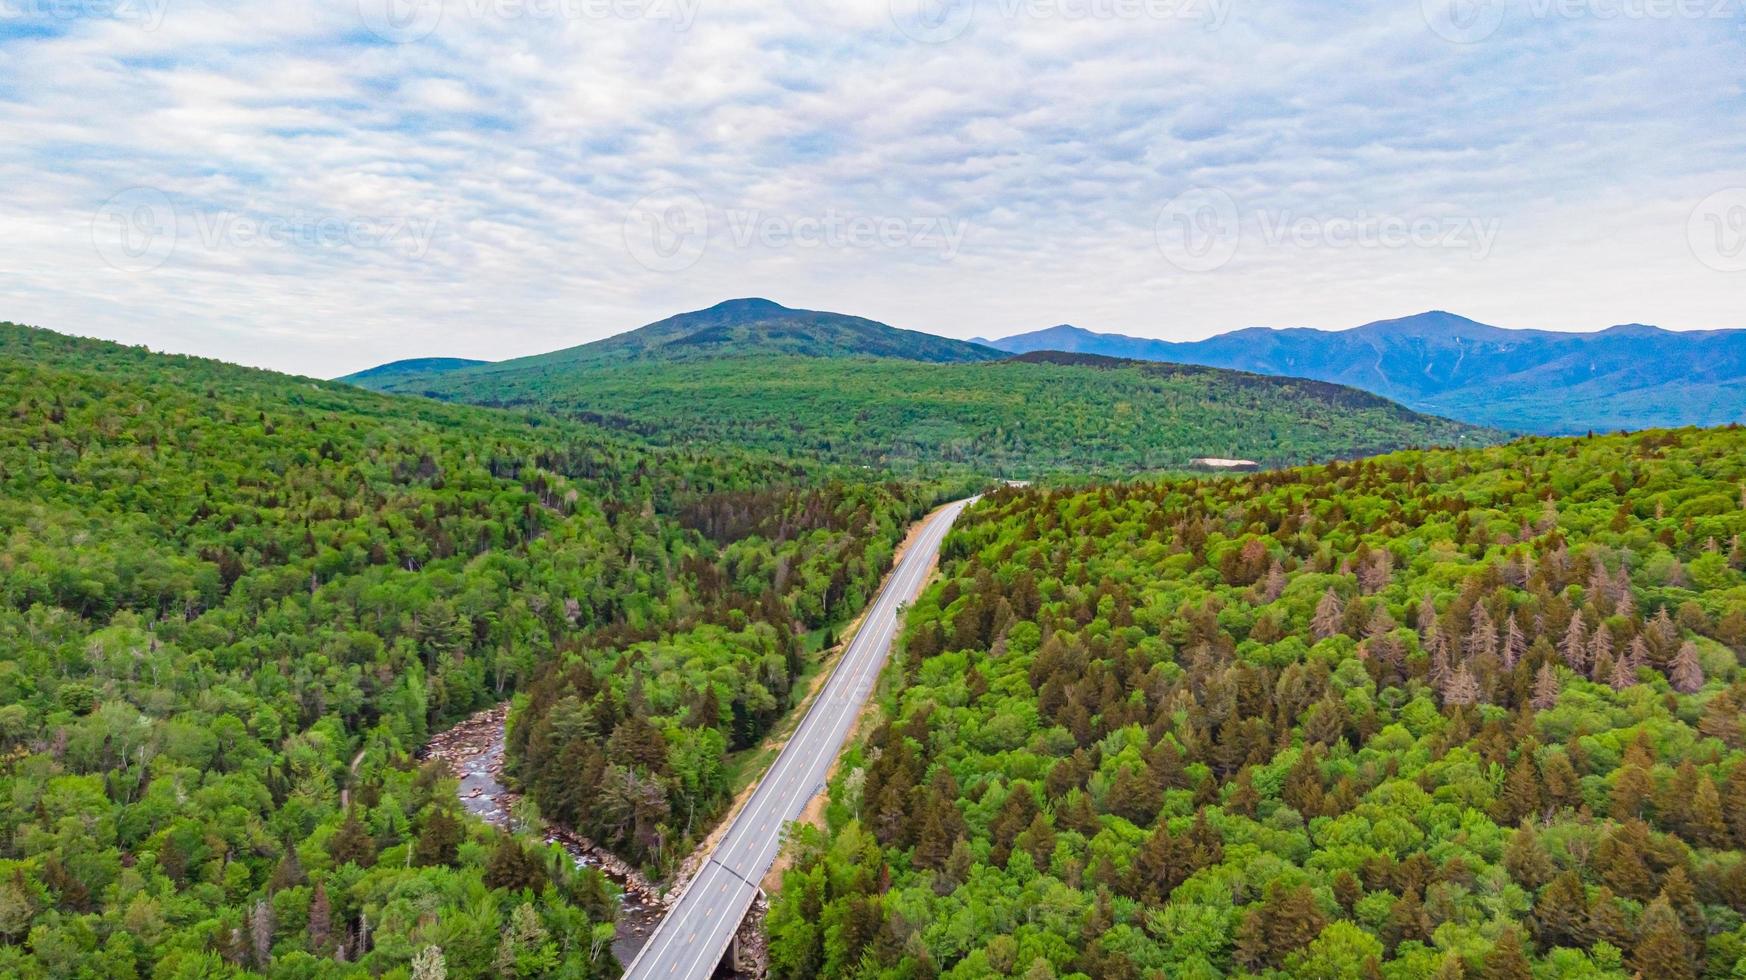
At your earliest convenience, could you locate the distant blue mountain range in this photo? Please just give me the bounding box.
[975,312,1746,434]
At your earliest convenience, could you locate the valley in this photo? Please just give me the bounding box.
[3,309,1743,980]
[8,5,1740,979]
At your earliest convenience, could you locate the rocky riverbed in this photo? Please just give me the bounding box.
[421,704,668,969]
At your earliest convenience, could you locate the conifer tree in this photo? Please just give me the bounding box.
[1263,562,1287,602]
[1627,634,1651,671]
[1724,763,1746,847]
[1262,882,1327,965]
[1598,823,1657,900]
[1561,615,1590,673]
[1615,566,1636,617]
[1531,662,1560,710]
[1442,663,1481,707]
[308,881,332,955]
[1648,607,1679,664]
[1631,895,1694,980]
[913,801,954,871]
[1313,589,1346,641]
[1334,870,1363,914]
[1587,627,1612,677]
[414,807,463,867]
[1482,926,1533,980]
[1385,886,1431,954]
[1495,756,1542,825]
[1234,907,1267,972]
[1468,602,1496,660]
[1608,653,1636,691]
[1502,613,1526,669]
[1540,750,1583,812]
[251,899,274,969]
[1583,886,1632,949]
[1503,821,1554,889]
[1670,640,1704,693]
[328,807,377,869]
[1532,871,1586,949]
[1611,764,1652,822]
[1019,811,1057,870]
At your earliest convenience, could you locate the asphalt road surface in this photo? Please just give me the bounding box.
[623,497,976,980]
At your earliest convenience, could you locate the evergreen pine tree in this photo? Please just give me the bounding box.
[1468,602,1496,660]
[1385,886,1431,954]
[1532,871,1586,949]
[1495,755,1541,825]
[1631,895,1694,980]
[1503,613,1526,669]
[1313,589,1346,641]
[1482,927,1533,980]
[1670,640,1704,693]
[308,881,332,955]
[1608,652,1636,691]
[413,807,462,867]
[1503,821,1554,889]
[328,808,377,868]
[1531,662,1560,710]
[1561,615,1590,673]
[1442,663,1482,707]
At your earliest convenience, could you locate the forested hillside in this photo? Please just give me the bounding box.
[981,314,1746,435]
[768,427,1746,979]
[342,299,1001,385]
[355,347,1494,476]
[0,322,958,977]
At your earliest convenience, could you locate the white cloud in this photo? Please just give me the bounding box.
[0,0,1741,377]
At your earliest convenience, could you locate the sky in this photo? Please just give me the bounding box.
[1,0,1743,377]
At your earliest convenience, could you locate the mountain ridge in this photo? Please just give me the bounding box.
[474,298,1000,376]
[983,312,1746,433]
[341,302,1496,476]
[339,356,490,384]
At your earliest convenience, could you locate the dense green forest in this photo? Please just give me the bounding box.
[15,313,1741,980]
[357,352,1492,476]
[767,427,1746,979]
[0,323,962,977]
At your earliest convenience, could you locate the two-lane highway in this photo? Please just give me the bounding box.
[623,497,976,979]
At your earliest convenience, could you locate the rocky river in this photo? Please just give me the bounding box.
[421,704,668,969]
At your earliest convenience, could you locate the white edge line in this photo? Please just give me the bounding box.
[652,499,968,979]
[622,498,972,979]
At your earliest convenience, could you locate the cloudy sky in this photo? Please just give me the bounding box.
[1,0,1742,376]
